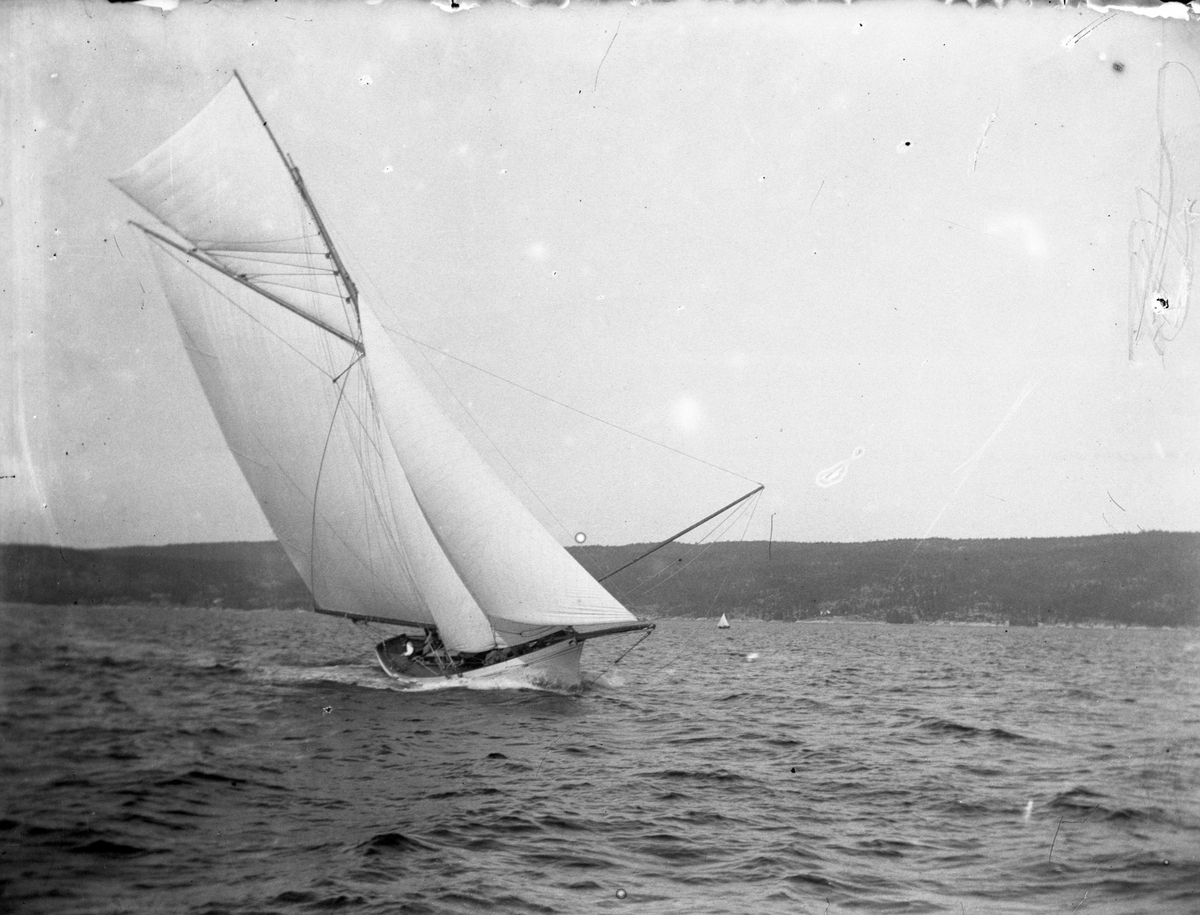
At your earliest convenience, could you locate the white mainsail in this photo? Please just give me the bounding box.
[114,74,637,652]
[142,241,497,652]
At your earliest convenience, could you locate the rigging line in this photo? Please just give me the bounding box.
[198,233,324,247]
[440,379,573,542]
[309,358,357,611]
[597,484,765,583]
[251,279,348,296]
[384,324,761,487]
[250,276,345,294]
[133,222,361,350]
[703,488,760,617]
[582,627,654,691]
[341,245,763,552]
[603,493,753,603]
[621,498,754,604]
[331,350,364,386]
[161,242,352,378]
[621,495,758,601]
[246,424,407,604]
[344,390,423,608]
[241,278,343,292]
[322,374,393,532]
[200,253,338,271]
[303,373,421,614]
[231,268,340,279]
[331,350,447,619]
[199,243,329,256]
[376,323,575,542]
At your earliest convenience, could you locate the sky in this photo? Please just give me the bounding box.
[3,0,1199,549]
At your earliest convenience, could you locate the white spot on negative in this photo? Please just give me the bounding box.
[672,395,704,434]
[816,446,864,488]
[986,215,1047,258]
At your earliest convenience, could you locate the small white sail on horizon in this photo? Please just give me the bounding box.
[718,613,730,629]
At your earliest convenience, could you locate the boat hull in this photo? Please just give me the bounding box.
[376,637,584,689]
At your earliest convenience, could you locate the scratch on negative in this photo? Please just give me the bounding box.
[594,23,620,93]
[809,179,825,214]
[1128,63,1199,360]
[1049,814,1064,861]
[951,376,1042,477]
[1061,11,1116,49]
[916,377,1042,544]
[971,109,997,173]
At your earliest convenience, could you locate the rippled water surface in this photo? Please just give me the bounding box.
[2,605,1198,914]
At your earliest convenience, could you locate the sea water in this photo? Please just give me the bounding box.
[1,605,1197,914]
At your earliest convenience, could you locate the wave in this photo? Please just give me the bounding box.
[151,768,289,793]
[72,838,162,857]
[357,831,440,855]
[1047,786,1158,824]
[644,767,749,783]
[916,716,1034,743]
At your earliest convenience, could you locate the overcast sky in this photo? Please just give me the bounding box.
[3,0,1198,549]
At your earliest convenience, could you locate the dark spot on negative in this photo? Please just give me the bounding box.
[1112,62,1124,73]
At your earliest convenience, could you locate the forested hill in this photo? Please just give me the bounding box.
[2,532,1197,627]
[573,533,1199,627]
[0,542,311,611]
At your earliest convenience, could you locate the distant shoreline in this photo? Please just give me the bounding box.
[3,531,1197,628]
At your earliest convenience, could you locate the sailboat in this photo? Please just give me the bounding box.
[717,614,730,629]
[111,73,663,688]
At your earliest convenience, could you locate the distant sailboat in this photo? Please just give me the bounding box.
[717,614,730,629]
[111,74,667,687]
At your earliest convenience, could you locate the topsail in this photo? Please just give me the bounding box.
[112,77,358,343]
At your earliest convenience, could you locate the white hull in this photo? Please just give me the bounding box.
[378,638,584,689]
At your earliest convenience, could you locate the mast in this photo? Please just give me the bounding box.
[233,71,361,324]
